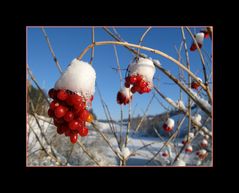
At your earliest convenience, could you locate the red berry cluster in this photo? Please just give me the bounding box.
[117,92,132,105]
[47,88,94,144]
[191,81,200,90]
[163,123,173,132]
[124,74,151,94]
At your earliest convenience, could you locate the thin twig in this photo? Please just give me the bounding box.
[181,27,192,142]
[125,99,131,148]
[113,45,124,149]
[185,27,212,103]
[154,86,212,137]
[172,117,210,165]
[137,27,152,57]
[93,36,207,91]
[27,66,50,105]
[41,27,63,74]
[153,127,165,141]
[89,26,95,65]
[91,122,122,159]
[96,84,121,148]
[133,93,155,133]
[77,140,101,166]
[146,114,187,165]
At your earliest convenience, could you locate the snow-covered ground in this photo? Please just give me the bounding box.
[27,113,212,166]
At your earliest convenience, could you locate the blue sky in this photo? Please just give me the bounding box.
[27,27,212,120]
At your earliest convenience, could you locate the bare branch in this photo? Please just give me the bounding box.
[89,27,95,64]
[77,140,101,166]
[27,66,50,105]
[137,27,152,57]
[41,27,63,74]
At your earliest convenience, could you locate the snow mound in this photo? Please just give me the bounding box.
[176,100,186,110]
[128,57,155,83]
[116,147,131,159]
[165,118,175,128]
[165,97,177,107]
[174,159,186,166]
[188,132,194,139]
[152,59,161,66]
[195,32,205,45]
[192,113,202,124]
[120,87,133,98]
[54,59,96,100]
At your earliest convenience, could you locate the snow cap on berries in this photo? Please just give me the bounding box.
[185,144,193,152]
[177,100,186,110]
[199,149,207,155]
[199,130,205,136]
[188,132,195,139]
[54,59,96,100]
[202,126,208,133]
[174,159,186,166]
[195,32,205,45]
[128,57,155,83]
[120,87,133,99]
[165,118,175,129]
[201,139,208,146]
[152,59,161,66]
[193,114,202,124]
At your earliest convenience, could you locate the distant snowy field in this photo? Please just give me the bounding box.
[27,112,212,166]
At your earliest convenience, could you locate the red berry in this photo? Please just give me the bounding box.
[54,106,67,118]
[66,95,74,106]
[48,88,56,99]
[142,87,150,93]
[70,133,78,144]
[131,85,140,93]
[48,109,54,117]
[60,125,68,133]
[136,75,143,82]
[69,120,80,130]
[124,82,130,88]
[50,100,60,110]
[57,126,64,135]
[182,140,187,145]
[79,110,90,122]
[139,80,147,88]
[90,95,94,101]
[162,152,168,157]
[146,87,151,93]
[57,89,68,101]
[74,102,85,111]
[71,94,83,106]
[53,118,64,127]
[79,127,88,137]
[138,89,144,94]
[163,124,172,132]
[125,76,131,83]
[191,82,200,89]
[129,75,137,84]
[117,92,123,104]
[65,129,71,136]
[64,111,74,122]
